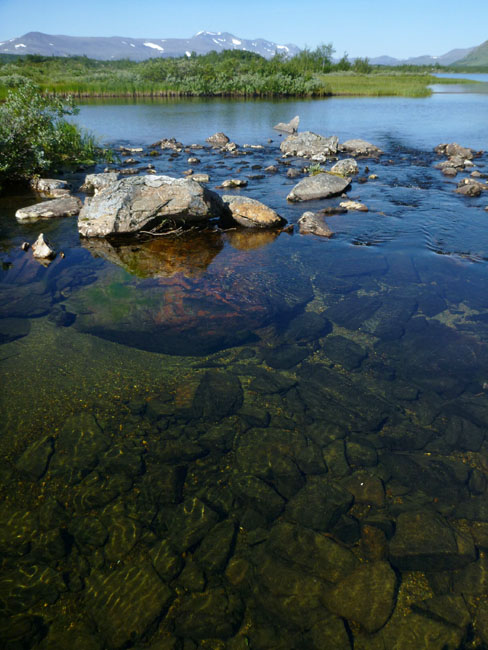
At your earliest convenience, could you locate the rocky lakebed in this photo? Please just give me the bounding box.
[1,123,488,649]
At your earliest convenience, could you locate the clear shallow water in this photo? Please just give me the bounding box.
[1,91,488,649]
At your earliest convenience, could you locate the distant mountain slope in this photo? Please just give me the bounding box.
[370,46,476,67]
[454,40,488,66]
[0,31,300,61]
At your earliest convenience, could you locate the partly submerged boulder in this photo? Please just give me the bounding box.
[274,115,300,134]
[29,178,71,198]
[32,233,56,260]
[330,158,359,176]
[222,195,286,229]
[339,139,383,156]
[78,175,224,237]
[287,173,351,202]
[16,197,82,221]
[206,132,230,147]
[298,212,333,238]
[280,131,339,158]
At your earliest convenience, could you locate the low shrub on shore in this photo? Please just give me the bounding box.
[0,79,109,191]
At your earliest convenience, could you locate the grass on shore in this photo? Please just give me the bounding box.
[317,72,477,97]
[0,51,479,100]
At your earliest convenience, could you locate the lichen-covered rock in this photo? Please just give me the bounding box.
[340,139,383,156]
[78,175,224,237]
[220,178,248,188]
[16,197,82,221]
[280,131,339,158]
[298,211,333,237]
[325,561,397,633]
[331,159,359,176]
[80,172,119,195]
[288,174,350,201]
[222,194,286,228]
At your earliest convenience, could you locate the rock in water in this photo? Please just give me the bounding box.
[340,139,383,156]
[15,197,82,221]
[274,115,300,133]
[80,172,119,195]
[287,174,351,201]
[32,233,55,259]
[325,561,397,633]
[222,195,286,228]
[29,178,71,198]
[206,132,230,146]
[280,131,339,158]
[78,175,224,237]
[331,158,359,176]
[298,212,333,237]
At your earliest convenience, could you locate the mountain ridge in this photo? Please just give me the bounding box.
[0,31,300,61]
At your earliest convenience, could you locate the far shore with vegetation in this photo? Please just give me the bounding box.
[0,47,479,101]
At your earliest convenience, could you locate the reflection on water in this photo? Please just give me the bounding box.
[2,94,488,648]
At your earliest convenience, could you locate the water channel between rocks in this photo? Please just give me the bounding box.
[1,92,488,649]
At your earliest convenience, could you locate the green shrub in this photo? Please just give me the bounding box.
[0,79,107,190]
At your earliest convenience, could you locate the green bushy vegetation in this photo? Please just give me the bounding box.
[0,46,467,100]
[0,79,109,190]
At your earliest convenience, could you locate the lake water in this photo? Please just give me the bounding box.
[1,86,488,649]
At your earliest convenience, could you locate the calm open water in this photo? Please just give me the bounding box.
[1,82,488,649]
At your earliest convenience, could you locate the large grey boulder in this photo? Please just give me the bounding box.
[16,197,82,221]
[340,139,383,156]
[80,172,119,195]
[280,131,339,158]
[274,115,300,134]
[78,175,224,237]
[222,195,286,228]
[287,173,351,202]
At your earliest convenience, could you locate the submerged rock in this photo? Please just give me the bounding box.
[325,561,397,633]
[389,510,476,571]
[298,211,334,237]
[274,115,300,133]
[222,194,286,228]
[16,197,82,221]
[78,175,224,237]
[15,436,54,480]
[85,564,173,648]
[280,131,339,158]
[172,587,244,639]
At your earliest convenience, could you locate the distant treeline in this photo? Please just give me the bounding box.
[0,47,476,99]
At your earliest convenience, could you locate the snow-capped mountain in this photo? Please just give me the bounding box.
[0,31,300,60]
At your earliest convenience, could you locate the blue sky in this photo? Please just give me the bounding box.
[0,0,486,59]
